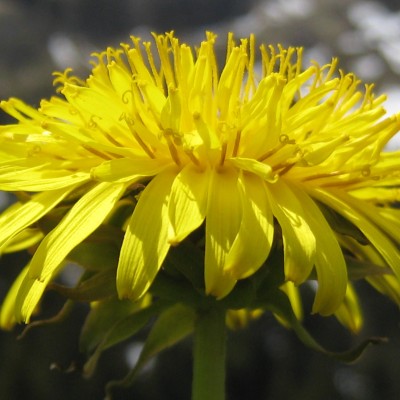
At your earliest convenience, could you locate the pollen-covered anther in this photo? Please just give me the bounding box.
[361,166,371,177]
[120,112,155,159]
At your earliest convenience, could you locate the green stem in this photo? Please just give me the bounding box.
[192,307,226,400]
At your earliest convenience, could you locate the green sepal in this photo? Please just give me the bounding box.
[82,300,168,377]
[37,206,71,233]
[153,239,286,313]
[48,269,117,302]
[150,270,206,306]
[106,198,135,228]
[105,303,196,398]
[305,254,392,282]
[67,225,123,271]
[220,242,286,310]
[80,298,163,354]
[257,288,386,363]
[345,255,392,280]
[163,239,205,290]
[317,201,369,245]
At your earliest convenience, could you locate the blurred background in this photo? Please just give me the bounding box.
[1,0,400,399]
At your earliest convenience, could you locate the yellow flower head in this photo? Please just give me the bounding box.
[1,32,400,324]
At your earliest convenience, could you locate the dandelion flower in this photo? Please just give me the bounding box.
[1,32,400,324]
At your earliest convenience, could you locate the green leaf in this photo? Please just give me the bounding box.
[105,303,196,397]
[48,269,117,302]
[82,300,167,377]
[138,303,195,364]
[80,298,142,354]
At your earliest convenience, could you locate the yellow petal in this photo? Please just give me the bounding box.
[224,173,274,279]
[0,188,74,253]
[91,157,170,183]
[334,283,363,334]
[367,274,400,305]
[281,281,303,320]
[0,160,89,191]
[239,74,285,155]
[0,98,44,122]
[62,83,122,123]
[217,46,246,121]
[312,188,400,284]
[14,274,46,323]
[117,168,177,300]
[107,61,132,99]
[0,265,29,329]
[168,164,209,244]
[266,179,316,285]
[229,157,277,182]
[2,229,44,254]
[29,182,126,281]
[205,167,241,298]
[292,185,347,315]
[341,237,400,305]
[14,182,126,322]
[275,281,303,328]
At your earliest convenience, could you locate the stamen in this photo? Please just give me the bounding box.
[232,130,241,157]
[82,144,112,160]
[185,150,201,167]
[303,166,377,186]
[164,130,181,166]
[257,149,277,162]
[219,142,228,166]
[273,162,295,176]
[257,134,297,163]
[302,171,342,182]
[103,132,125,148]
[144,41,163,89]
[120,113,155,159]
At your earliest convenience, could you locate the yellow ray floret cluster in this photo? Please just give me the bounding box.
[0,32,400,324]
